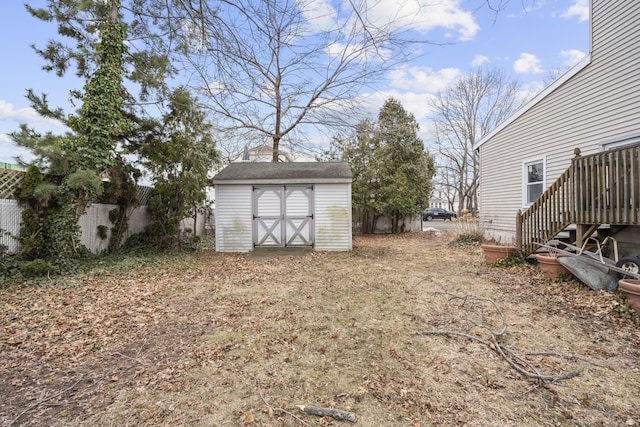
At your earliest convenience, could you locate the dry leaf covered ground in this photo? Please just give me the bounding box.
[1,231,640,426]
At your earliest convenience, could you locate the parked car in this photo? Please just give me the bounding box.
[423,208,457,221]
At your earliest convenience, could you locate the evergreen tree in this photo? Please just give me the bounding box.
[141,88,219,247]
[377,98,435,233]
[11,2,135,269]
[328,98,435,233]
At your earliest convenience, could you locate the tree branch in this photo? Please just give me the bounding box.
[415,292,590,385]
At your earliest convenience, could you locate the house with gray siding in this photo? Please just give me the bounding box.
[474,0,640,257]
[212,162,352,252]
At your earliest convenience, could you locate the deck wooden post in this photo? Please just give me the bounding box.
[515,210,523,250]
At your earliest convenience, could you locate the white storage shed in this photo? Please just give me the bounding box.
[212,162,352,252]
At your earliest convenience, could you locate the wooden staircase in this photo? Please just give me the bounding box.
[516,144,640,255]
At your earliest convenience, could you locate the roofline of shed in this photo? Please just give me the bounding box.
[473,53,592,151]
[212,178,352,185]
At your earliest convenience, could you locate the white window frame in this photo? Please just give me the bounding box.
[599,133,640,151]
[522,156,546,207]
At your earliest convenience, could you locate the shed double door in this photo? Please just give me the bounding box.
[253,185,314,247]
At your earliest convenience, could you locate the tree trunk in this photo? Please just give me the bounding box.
[272,135,280,162]
[392,214,399,233]
[192,205,198,238]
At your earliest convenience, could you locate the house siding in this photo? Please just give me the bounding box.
[478,0,640,243]
[314,184,352,251]
[214,185,254,252]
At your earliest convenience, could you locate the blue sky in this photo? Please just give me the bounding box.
[0,0,590,164]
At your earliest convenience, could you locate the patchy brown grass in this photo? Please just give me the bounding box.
[1,232,640,426]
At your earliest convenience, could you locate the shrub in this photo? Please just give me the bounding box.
[493,250,528,267]
[0,246,22,286]
[449,218,483,248]
[20,259,58,278]
[97,225,109,240]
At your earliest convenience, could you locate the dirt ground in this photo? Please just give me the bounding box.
[1,231,639,426]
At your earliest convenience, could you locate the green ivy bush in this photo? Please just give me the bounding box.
[20,258,58,278]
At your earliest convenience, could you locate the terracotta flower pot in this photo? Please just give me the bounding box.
[481,243,517,264]
[618,278,640,313]
[536,253,571,280]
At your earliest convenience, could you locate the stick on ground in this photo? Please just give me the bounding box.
[296,405,357,422]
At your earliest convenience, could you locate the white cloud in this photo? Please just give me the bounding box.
[562,0,589,23]
[513,53,543,74]
[560,49,587,67]
[471,55,489,67]
[300,0,480,42]
[0,100,67,164]
[325,40,388,62]
[0,100,66,131]
[0,133,34,164]
[516,80,545,104]
[297,0,338,32]
[365,0,479,41]
[356,89,437,145]
[388,66,461,93]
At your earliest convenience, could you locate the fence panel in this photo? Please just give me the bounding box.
[78,204,152,253]
[0,199,22,253]
[0,200,152,254]
[0,168,25,199]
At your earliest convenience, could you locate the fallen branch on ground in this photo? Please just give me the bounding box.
[296,405,357,422]
[415,292,593,384]
[525,351,606,368]
[253,377,311,426]
[433,291,507,337]
[8,370,114,427]
[110,351,149,366]
[8,377,83,427]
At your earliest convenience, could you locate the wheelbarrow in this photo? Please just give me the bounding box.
[535,237,640,291]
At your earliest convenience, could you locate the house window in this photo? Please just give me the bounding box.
[524,159,544,205]
[600,134,640,151]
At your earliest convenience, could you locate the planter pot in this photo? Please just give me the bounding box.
[536,253,571,280]
[618,278,640,313]
[481,244,517,264]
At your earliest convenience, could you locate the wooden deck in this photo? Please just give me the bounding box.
[517,144,640,254]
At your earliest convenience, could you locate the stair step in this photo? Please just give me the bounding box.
[563,224,610,231]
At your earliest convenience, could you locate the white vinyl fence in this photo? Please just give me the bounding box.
[352,211,422,234]
[0,199,152,254]
[1,199,208,255]
[0,199,22,254]
[1,167,210,254]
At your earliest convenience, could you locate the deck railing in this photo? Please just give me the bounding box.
[574,144,640,225]
[517,167,574,254]
[517,143,640,254]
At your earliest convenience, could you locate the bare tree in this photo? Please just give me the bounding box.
[164,0,416,161]
[431,161,458,211]
[428,67,522,214]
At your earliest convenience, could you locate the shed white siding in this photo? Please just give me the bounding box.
[476,0,640,243]
[215,185,253,252]
[314,184,352,251]
[212,162,352,252]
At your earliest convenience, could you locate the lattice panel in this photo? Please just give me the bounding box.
[0,169,25,199]
[136,185,154,206]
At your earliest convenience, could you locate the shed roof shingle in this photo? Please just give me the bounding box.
[212,162,352,184]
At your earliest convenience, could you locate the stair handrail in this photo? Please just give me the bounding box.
[516,166,573,254]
